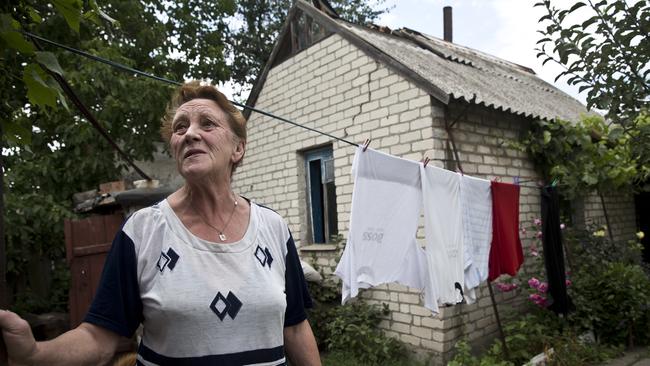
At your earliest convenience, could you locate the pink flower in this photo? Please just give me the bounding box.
[537,282,548,293]
[530,249,539,257]
[528,277,541,289]
[495,282,518,292]
[536,231,543,239]
[521,227,527,234]
[565,279,572,287]
[534,218,542,226]
[560,223,566,230]
[529,293,547,307]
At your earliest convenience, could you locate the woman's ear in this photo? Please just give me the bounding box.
[232,138,246,164]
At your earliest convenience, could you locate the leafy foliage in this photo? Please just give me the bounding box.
[324,300,405,365]
[306,266,407,365]
[570,262,650,347]
[564,225,650,347]
[448,339,513,366]
[449,313,622,366]
[535,0,649,123]
[518,113,650,199]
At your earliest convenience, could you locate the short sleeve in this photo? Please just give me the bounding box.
[83,230,143,337]
[284,233,313,327]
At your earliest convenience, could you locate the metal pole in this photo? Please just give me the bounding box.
[29,37,152,181]
[598,190,615,242]
[488,282,510,360]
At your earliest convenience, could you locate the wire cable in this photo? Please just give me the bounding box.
[23,31,358,147]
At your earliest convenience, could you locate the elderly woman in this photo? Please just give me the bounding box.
[0,81,321,365]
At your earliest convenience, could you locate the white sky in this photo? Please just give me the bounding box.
[376,0,587,105]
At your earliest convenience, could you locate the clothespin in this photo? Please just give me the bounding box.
[514,176,520,185]
[362,139,371,152]
[551,178,558,187]
[421,157,430,167]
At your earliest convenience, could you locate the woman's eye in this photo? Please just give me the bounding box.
[202,119,217,128]
[173,123,187,133]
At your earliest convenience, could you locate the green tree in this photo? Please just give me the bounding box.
[528,0,650,211]
[228,0,391,94]
[535,0,649,124]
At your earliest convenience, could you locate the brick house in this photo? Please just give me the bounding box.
[129,0,640,363]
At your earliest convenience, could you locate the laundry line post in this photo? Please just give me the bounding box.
[487,282,509,360]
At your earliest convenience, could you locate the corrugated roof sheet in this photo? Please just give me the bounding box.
[338,21,588,122]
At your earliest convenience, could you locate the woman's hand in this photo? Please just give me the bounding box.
[1,310,120,365]
[0,310,37,365]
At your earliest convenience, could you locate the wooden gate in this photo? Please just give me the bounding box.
[64,213,124,328]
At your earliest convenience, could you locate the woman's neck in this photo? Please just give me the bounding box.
[171,181,237,218]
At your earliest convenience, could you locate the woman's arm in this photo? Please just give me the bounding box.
[0,310,119,366]
[283,319,320,366]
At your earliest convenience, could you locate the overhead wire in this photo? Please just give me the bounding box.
[23,31,358,147]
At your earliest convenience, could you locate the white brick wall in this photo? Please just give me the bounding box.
[580,192,637,241]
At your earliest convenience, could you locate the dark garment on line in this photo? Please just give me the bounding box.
[541,185,574,315]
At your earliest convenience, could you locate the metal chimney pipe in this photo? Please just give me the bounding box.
[443,6,452,42]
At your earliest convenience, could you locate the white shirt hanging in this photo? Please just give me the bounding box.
[420,164,464,308]
[335,147,429,309]
[460,175,493,304]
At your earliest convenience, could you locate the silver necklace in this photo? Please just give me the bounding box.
[196,197,238,242]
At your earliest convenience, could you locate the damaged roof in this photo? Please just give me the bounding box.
[247,0,589,122]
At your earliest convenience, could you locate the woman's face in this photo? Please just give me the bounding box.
[170,98,244,182]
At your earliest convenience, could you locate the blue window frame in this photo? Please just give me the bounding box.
[305,146,338,243]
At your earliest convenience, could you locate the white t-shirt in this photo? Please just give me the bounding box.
[335,147,428,308]
[85,199,311,366]
[421,165,464,308]
[460,175,493,304]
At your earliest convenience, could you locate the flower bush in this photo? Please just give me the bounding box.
[563,224,650,347]
[452,218,650,365]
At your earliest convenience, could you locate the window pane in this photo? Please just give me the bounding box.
[309,159,325,243]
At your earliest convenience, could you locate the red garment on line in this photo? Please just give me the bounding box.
[488,181,524,281]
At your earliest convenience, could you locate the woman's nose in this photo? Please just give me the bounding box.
[184,121,201,141]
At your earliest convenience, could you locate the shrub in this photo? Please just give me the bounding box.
[324,301,405,365]
[569,262,650,346]
[563,225,650,346]
[306,270,406,365]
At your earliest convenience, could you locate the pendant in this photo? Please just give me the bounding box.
[219,233,227,241]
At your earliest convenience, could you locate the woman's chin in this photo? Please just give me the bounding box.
[179,165,211,181]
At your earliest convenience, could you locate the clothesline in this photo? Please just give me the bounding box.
[24,31,359,147]
[24,31,556,189]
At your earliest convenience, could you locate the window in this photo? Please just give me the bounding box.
[305,146,338,243]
